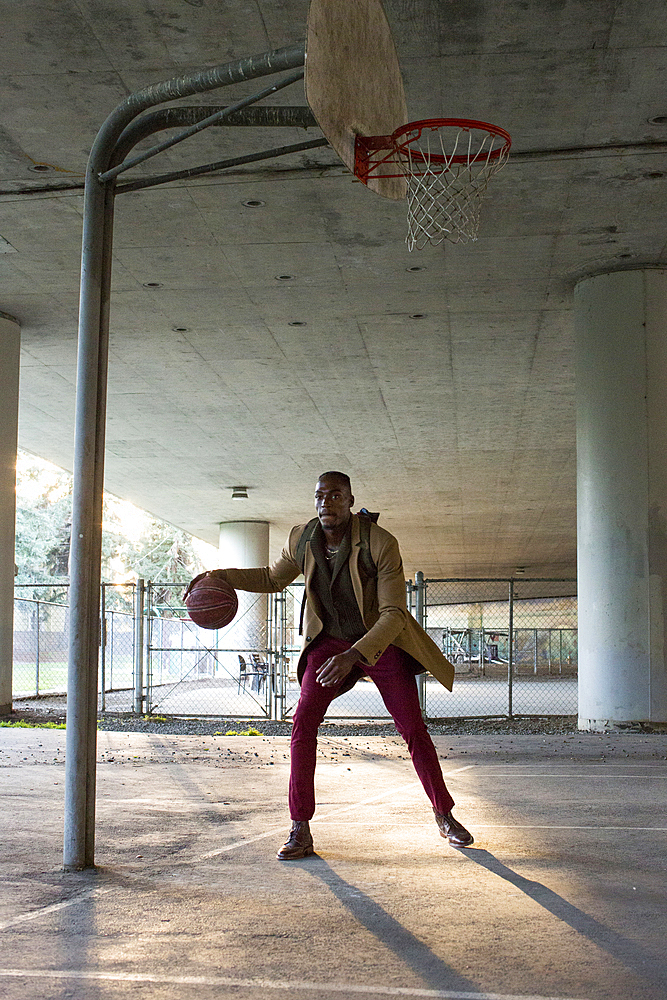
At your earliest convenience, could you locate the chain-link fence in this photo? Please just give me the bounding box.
[14,582,136,705]
[143,582,274,719]
[99,583,136,712]
[13,584,70,697]
[422,578,577,718]
[13,576,577,719]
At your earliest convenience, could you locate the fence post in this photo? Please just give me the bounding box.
[267,592,275,720]
[508,579,514,718]
[134,579,145,714]
[100,585,106,712]
[415,572,426,714]
[406,580,414,618]
[35,602,40,697]
[271,592,284,721]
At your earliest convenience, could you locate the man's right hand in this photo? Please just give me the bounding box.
[183,570,221,601]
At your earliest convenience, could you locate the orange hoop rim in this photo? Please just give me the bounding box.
[391,117,512,165]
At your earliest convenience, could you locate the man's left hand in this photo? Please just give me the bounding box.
[316,648,362,688]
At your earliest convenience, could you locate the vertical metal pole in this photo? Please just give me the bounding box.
[415,572,426,714]
[266,593,273,719]
[270,593,278,721]
[508,580,514,718]
[559,629,563,675]
[534,628,538,675]
[279,592,287,721]
[64,172,114,871]
[147,592,154,707]
[180,617,184,683]
[62,44,307,871]
[35,603,40,696]
[100,585,106,712]
[108,609,114,692]
[134,579,145,714]
[548,629,552,675]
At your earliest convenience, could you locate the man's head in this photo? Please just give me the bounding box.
[314,472,354,533]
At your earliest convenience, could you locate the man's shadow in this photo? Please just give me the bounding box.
[291,855,479,995]
[459,848,666,992]
[292,849,667,994]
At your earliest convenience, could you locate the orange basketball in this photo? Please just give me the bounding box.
[185,576,238,630]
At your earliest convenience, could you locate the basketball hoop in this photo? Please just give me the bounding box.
[355,118,511,250]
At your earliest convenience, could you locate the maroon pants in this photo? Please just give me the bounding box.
[289,635,455,820]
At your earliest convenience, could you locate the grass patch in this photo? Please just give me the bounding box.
[216,727,262,737]
[0,719,66,729]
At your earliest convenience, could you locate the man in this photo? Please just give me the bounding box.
[188,472,473,858]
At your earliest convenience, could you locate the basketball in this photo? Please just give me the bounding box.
[185,576,238,630]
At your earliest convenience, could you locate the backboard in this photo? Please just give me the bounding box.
[305,0,408,200]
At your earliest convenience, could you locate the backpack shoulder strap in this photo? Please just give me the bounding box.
[357,512,377,578]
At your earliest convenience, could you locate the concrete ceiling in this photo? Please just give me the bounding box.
[1,0,666,577]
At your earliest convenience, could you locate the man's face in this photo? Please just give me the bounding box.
[314,478,354,531]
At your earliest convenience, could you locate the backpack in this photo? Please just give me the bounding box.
[295,509,379,635]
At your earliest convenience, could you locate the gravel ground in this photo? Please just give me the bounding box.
[91,714,584,737]
[7,697,665,737]
[5,701,580,736]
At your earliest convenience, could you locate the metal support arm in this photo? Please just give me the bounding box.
[99,68,305,182]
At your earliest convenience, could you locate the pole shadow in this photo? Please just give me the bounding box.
[459,847,667,992]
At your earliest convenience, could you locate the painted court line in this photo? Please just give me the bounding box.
[469,764,667,768]
[0,888,112,932]
[198,766,474,860]
[471,825,667,831]
[462,774,667,779]
[0,968,588,1000]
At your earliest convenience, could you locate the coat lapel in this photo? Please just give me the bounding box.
[348,515,366,624]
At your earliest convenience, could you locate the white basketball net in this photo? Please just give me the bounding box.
[395,124,510,251]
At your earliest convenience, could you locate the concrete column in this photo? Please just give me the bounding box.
[0,313,21,715]
[575,268,667,729]
[219,521,270,651]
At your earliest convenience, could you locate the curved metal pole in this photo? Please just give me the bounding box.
[99,68,305,182]
[64,43,306,870]
[116,106,318,150]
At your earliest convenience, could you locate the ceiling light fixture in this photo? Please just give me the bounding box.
[407,265,426,272]
[275,274,294,281]
[410,313,426,319]
[288,321,307,326]
[173,326,189,332]
[231,486,249,499]
[647,115,667,125]
[242,199,266,207]
[143,281,163,288]
[28,163,54,172]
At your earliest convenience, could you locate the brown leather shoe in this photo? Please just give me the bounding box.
[435,810,474,847]
[277,820,314,860]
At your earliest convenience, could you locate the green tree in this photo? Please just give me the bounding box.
[15,454,209,609]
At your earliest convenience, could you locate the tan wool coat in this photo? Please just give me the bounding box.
[214,513,455,694]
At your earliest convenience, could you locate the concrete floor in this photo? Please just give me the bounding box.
[1,727,666,1000]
